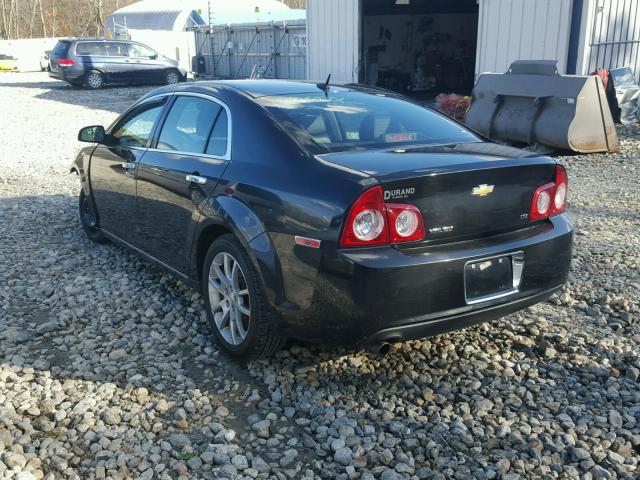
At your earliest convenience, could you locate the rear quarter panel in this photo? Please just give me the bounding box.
[184,86,376,311]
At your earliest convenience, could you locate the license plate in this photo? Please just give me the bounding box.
[464,253,524,304]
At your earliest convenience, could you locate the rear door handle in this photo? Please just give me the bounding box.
[122,162,136,169]
[186,174,207,185]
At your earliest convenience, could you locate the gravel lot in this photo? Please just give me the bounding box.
[1,72,639,480]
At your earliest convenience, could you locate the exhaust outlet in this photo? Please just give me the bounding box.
[366,341,396,355]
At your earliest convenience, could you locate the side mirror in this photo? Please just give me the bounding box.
[150,53,158,59]
[78,125,105,143]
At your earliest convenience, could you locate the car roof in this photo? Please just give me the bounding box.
[60,38,137,43]
[196,79,357,98]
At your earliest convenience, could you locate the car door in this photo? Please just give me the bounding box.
[74,41,107,76]
[90,97,168,243]
[136,94,231,273]
[104,41,132,83]
[127,42,164,84]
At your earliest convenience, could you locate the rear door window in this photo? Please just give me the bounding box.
[75,42,106,56]
[106,42,129,57]
[157,96,223,154]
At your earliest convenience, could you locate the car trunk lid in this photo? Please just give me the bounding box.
[320,142,558,243]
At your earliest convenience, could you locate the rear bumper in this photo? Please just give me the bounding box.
[364,285,560,344]
[272,214,574,345]
[49,67,84,82]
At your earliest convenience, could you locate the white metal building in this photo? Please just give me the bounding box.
[307,0,640,96]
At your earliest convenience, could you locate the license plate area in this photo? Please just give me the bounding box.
[464,252,524,305]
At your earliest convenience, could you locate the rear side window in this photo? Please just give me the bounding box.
[206,109,229,157]
[75,42,106,56]
[157,96,223,155]
[52,41,70,58]
[111,99,166,148]
[106,42,129,57]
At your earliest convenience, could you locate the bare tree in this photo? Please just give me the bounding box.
[0,0,305,40]
[0,0,138,39]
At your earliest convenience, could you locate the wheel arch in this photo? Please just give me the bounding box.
[190,196,285,308]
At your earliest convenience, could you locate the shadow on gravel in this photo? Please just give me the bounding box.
[2,77,155,113]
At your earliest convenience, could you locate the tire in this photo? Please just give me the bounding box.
[85,70,104,89]
[165,69,181,85]
[79,190,108,243]
[202,234,284,359]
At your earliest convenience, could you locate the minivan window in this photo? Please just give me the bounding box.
[111,100,166,148]
[106,42,129,57]
[258,91,480,153]
[129,43,155,58]
[76,42,106,56]
[157,96,222,154]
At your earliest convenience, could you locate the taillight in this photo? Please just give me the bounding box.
[553,164,568,214]
[341,186,389,247]
[386,203,426,242]
[529,165,568,220]
[340,186,426,247]
[57,58,75,67]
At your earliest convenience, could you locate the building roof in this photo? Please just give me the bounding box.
[107,0,304,32]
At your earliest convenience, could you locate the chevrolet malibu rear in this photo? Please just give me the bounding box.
[73,80,572,359]
[257,86,573,348]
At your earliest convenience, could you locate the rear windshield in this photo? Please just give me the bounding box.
[52,41,70,58]
[258,90,480,153]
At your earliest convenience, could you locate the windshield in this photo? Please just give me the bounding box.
[258,90,480,153]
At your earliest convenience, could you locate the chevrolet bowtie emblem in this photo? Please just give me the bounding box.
[472,184,494,196]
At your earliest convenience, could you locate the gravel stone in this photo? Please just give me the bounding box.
[168,434,190,449]
[333,447,353,466]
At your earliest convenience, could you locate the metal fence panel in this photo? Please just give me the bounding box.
[194,20,306,80]
[587,0,640,82]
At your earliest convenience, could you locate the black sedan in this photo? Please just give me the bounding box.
[72,80,574,358]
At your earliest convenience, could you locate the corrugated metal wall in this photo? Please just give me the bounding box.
[476,0,574,76]
[307,0,360,82]
[194,20,306,79]
[583,0,640,81]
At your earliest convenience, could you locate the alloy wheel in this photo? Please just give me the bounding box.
[87,72,102,89]
[208,252,251,346]
[166,71,179,84]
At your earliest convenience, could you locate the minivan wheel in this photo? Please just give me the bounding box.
[79,190,108,243]
[165,69,180,85]
[85,70,104,89]
[202,234,284,359]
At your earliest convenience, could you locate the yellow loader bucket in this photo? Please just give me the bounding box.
[465,60,620,153]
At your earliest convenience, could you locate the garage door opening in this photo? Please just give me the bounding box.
[361,0,479,100]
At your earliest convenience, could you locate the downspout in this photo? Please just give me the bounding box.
[567,0,585,74]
